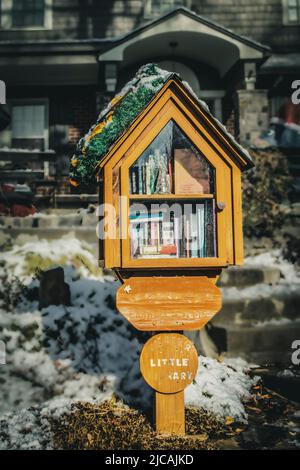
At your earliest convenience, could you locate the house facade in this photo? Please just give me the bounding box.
[0,1,299,206]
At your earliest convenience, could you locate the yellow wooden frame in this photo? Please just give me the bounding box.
[100,79,245,270]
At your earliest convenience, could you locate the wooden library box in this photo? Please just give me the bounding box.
[96,74,253,279]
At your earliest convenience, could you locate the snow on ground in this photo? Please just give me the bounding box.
[222,280,300,302]
[245,249,300,284]
[0,233,101,282]
[186,357,258,423]
[0,236,290,449]
[222,249,300,304]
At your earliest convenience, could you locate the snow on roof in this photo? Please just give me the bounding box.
[70,63,252,188]
[70,64,174,187]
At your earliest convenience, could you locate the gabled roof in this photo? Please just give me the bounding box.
[100,7,271,57]
[70,64,253,188]
[99,7,271,68]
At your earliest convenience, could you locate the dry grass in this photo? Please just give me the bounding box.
[51,397,219,450]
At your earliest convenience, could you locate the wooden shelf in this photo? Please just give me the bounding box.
[129,194,214,200]
[122,257,228,269]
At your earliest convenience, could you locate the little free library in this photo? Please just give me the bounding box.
[70,63,253,435]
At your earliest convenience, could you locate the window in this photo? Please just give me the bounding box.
[144,0,192,18]
[283,0,300,24]
[12,0,44,28]
[11,101,48,150]
[128,120,216,261]
[0,0,52,29]
[129,121,214,196]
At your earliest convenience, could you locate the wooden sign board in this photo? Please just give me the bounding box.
[140,333,198,394]
[116,276,222,331]
[140,333,198,435]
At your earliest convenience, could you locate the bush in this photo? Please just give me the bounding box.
[243,149,291,238]
[0,268,28,311]
[282,233,300,266]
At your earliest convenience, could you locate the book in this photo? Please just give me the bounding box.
[190,211,199,258]
[140,245,161,256]
[174,149,211,194]
[130,223,141,258]
[173,216,180,258]
[205,200,215,257]
[197,204,205,257]
[130,167,139,194]
[146,162,151,194]
[138,165,143,194]
[143,163,147,194]
[168,158,173,193]
[162,220,175,246]
[185,218,190,258]
[160,244,177,255]
[130,211,163,222]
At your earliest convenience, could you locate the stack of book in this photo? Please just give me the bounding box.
[130,150,173,195]
[130,201,216,259]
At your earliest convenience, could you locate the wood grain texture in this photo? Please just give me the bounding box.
[155,391,185,435]
[117,276,222,331]
[140,333,198,393]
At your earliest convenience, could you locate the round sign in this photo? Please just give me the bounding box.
[140,333,198,394]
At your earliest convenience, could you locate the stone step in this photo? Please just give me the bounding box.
[0,212,98,229]
[1,226,96,244]
[218,265,281,288]
[224,322,300,365]
[250,368,300,403]
[214,283,300,326]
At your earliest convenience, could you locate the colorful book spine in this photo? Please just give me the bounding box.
[204,200,214,257]
[130,167,139,194]
[173,216,180,258]
[185,218,190,258]
[190,211,199,258]
[146,162,151,194]
[138,166,143,194]
[168,158,173,193]
[197,205,205,257]
[142,165,146,194]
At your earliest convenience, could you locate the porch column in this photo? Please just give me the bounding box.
[237,63,269,146]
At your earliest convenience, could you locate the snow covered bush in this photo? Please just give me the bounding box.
[186,357,258,423]
[0,234,100,280]
[243,149,291,238]
[283,233,300,267]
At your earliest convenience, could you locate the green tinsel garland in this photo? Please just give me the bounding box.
[69,65,168,187]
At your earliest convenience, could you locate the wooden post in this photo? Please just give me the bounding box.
[140,333,198,435]
[155,391,185,435]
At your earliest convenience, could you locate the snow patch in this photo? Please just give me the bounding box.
[186,356,258,423]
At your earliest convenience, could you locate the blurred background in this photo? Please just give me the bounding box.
[0,1,299,204]
[0,1,300,450]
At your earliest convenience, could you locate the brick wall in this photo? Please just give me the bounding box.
[237,89,269,146]
[67,95,96,144]
[49,87,97,147]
